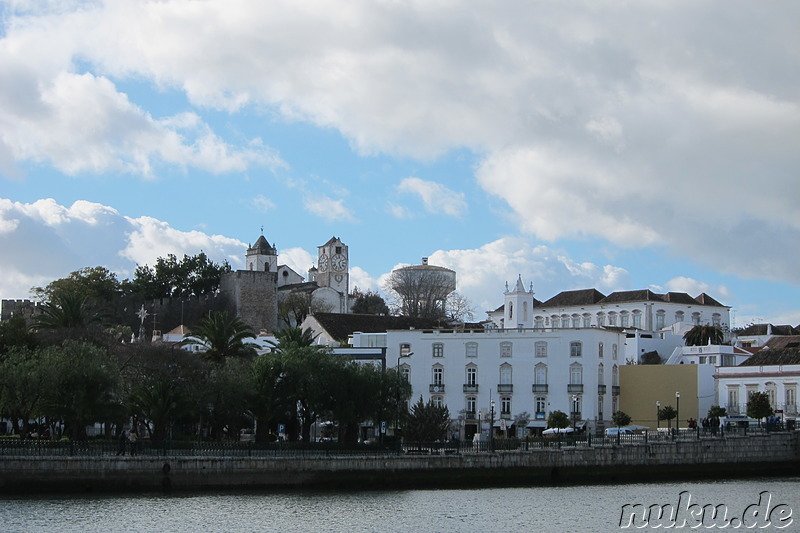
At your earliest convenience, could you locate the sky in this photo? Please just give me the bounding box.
[1,1,798,328]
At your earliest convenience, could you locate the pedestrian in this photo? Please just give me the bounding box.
[128,430,138,456]
[116,429,127,456]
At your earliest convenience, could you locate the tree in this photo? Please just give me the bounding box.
[31,291,106,344]
[277,292,333,328]
[182,311,257,365]
[658,405,677,429]
[249,352,287,442]
[707,405,728,419]
[640,351,662,365]
[349,289,390,315]
[445,291,475,322]
[746,391,774,424]
[0,314,38,354]
[547,410,570,429]
[385,267,455,320]
[127,377,193,441]
[404,396,450,442]
[0,346,49,436]
[270,327,317,351]
[126,252,231,299]
[612,410,632,429]
[683,325,724,346]
[32,266,122,304]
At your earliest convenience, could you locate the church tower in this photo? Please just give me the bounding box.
[504,275,535,329]
[316,236,349,310]
[246,235,277,272]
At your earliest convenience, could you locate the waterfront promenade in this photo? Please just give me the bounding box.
[1,429,797,493]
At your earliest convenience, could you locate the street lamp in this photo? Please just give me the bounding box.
[490,399,495,451]
[656,401,661,430]
[571,394,578,433]
[675,391,681,437]
[395,352,414,438]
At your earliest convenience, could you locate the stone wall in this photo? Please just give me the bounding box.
[220,270,278,334]
[1,433,797,493]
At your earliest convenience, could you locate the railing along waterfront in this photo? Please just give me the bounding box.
[0,425,784,458]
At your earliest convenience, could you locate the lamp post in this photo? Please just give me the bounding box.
[571,394,578,433]
[675,391,681,438]
[395,352,414,439]
[490,400,495,451]
[656,401,661,430]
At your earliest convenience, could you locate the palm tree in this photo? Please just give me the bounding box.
[269,327,317,352]
[182,311,257,364]
[31,292,105,342]
[683,325,724,346]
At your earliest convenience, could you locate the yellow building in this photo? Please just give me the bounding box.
[620,364,715,429]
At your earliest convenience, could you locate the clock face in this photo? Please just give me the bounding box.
[318,254,329,272]
[331,253,346,271]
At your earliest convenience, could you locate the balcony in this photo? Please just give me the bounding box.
[497,384,514,393]
[567,384,584,394]
[612,385,620,395]
[429,383,445,393]
[463,384,479,393]
[597,384,606,395]
[570,411,582,420]
[464,411,477,420]
[532,384,549,393]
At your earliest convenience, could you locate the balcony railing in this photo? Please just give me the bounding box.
[429,383,445,393]
[532,384,549,393]
[464,411,477,420]
[570,411,582,420]
[597,384,607,394]
[463,384,479,393]
[567,384,584,393]
[497,384,514,393]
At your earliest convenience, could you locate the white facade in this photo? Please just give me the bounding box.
[715,364,799,420]
[379,325,627,438]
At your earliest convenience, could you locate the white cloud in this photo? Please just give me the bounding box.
[397,177,467,217]
[304,195,354,222]
[278,247,315,276]
[252,195,276,212]
[665,276,732,302]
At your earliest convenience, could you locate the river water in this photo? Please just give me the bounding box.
[1,478,798,533]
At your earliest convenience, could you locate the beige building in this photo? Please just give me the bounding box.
[620,364,714,429]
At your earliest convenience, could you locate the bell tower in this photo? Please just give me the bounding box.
[504,275,535,329]
[317,236,349,303]
[246,234,277,272]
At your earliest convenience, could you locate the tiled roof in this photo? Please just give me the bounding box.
[738,346,800,366]
[542,288,607,307]
[694,293,724,306]
[736,324,800,336]
[662,292,698,305]
[762,336,800,350]
[311,313,447,342]
[600,290,662,304]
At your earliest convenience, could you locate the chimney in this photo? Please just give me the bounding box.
[422,257,428,265]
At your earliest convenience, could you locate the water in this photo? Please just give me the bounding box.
[1,478,798,533]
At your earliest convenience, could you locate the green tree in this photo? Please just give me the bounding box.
[547,410,570,429]
[0,346,49,436]
[683,325,724,346]
[640,351,662,364]
[658,405,677,429]
[182,311,257,365]
[32,266,122,304]
[249,352,287,443]
[746,391,774,424]
[612,410,632,428]
[350,289,390,315]
[31,291,106,344]
[126,252,231,299]
[128,378,193,441]
[270,327,317,351]
[277,293,333,328]
[707,405,728,418]
[0,314,38,354]
[404,396,450,442]
[277,344,336,442]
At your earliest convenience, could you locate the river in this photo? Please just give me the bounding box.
[1,477,798,532]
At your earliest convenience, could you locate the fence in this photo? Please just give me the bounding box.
[0,424,786,458]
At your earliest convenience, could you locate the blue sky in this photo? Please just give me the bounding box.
[1,1,798,327]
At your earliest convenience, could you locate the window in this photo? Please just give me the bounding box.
[655,311,665,330]
[598,342,604,359]
[534,317,544,329]
[432,343,444,358]
[508,302,513,320]
[597,395,603,420]
[499,364,512,385]
[500,342,512,358]
[612,344,618,360]
[712,314,721,327]
[727,388,739,412]
[675,311,684,323]
[569,364,583,385]
[535,397,547,418]
[535,341,548,358]
[570,341,582,357]
[432,395,444,408]
[612,365,619,386]
[501,396,511,415]
[551,316,560,329]
[786,387,796,411]
[632,312,641,329]
[692,312,701,326]
[466,396,476,415]
[466,366,477,386]
[620,313,629,328]
[562,315,570,328]
[597,313,605,327]
[400,343,411,356]
[571,395,581,418]
[534,363,547,385]
[583,315,591,328]
[432,366,443,385]
[572,316,581,328]
[466,342,478,358]
[598,363,604,385]
[401,366,410,382]
[608,313,617,326]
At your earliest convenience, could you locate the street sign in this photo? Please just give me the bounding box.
[380,421,387,434]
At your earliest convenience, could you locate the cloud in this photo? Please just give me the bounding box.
[397,177,467,217]
[664,276,732,302]
[304,195,355,222]
[0,198,245,300]
[278,247,315,276]
[252,195,276,212]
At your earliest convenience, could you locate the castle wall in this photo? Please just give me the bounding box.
[220,270,278,334]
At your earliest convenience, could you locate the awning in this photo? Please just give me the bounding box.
[493,419,514,428]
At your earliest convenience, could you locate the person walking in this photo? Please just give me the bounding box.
[128,430,138,456]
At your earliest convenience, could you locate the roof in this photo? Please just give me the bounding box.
[249,235,274,254]
[277,281,319,293]
[738,346,800,366]
[542,288,606,307]
[735,324,800,336]
[762,335,800,350]
[310,313,447,341]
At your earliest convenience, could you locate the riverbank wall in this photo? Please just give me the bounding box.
[1,432,797,493]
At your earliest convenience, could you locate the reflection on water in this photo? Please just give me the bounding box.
[1,478,798,533]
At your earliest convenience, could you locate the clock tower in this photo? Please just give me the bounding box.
[316,236,349,308]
